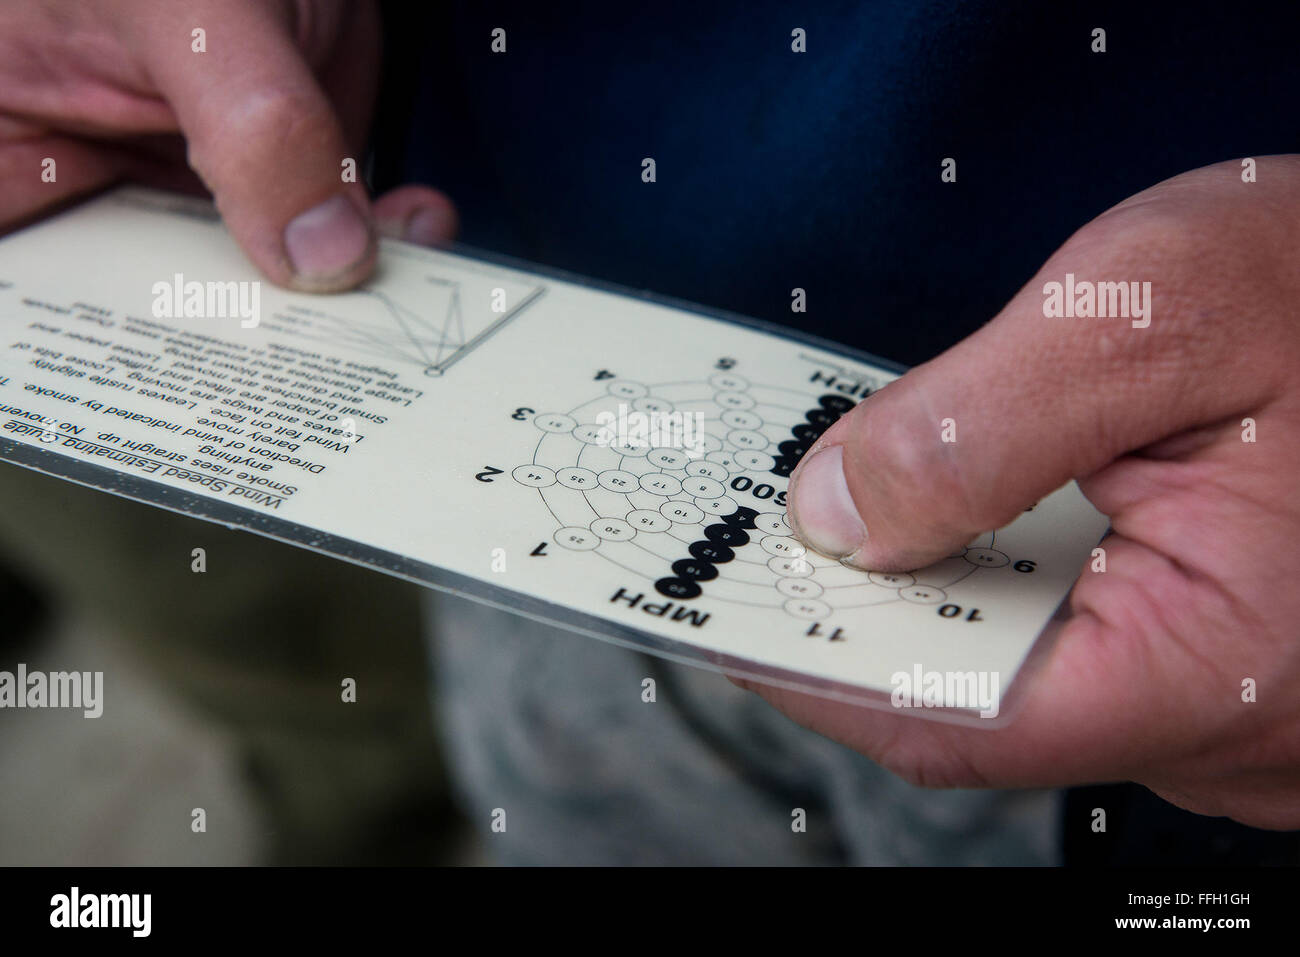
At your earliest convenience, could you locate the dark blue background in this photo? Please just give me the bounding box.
[373,0,1300,368]
[370,0,1300,866]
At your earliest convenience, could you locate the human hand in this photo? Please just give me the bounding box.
[0,0,456,290]
[760,157,1300,829]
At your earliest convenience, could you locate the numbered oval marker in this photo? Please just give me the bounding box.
[654,577,702,599]
[573,423,615,445]
[589,517,635,541]
[819,394,856,414]
[698,496,739,516]
[633,396,673,414]
[732,450,776,471]
[868,571,916,587]
[556,466,598,490]
[768,555,814,577]
[705,524,749,547]
[693,433,724,454]
[754,512,791,535]
[627,509,673,533]
[534,413,577,433]
[963,547,1010,568]
[715,391,757,411]
[761,535,806,558]
[685,460,729,482]
[672,558,719,582]
[690,540,734,563]
[554,526,600,550]
[611,437,648,457]
[659,501,705,525]
[607,380,649,399]
[721,409,763,430]
[727,429,769,451]
[512,464,557,487]
[900,585,947,605]
[783,598,832,620]
[597,469,639,493]
[709,373,750,391]
[638,472,684,496]
[777,577,824,599]
[683,476,725,498]
[648,447,690,470]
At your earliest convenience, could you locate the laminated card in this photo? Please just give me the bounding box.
[0,189,1109,724]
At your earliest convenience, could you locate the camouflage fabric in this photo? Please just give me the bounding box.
[0,461,456,864]
[426,591,1059,865]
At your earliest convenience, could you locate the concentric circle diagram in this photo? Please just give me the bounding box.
[512,372,1019,626]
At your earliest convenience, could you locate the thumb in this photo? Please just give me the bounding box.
[784,213,1237,572]
[129,3,376,291]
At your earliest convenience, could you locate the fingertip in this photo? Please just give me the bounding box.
[281,190,377,292]
[786,443,869,563]
[373,185,459,246]
[400,204,457,246]
[784,379,991,573]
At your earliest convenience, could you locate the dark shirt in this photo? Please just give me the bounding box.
[371,0,1300,866]
[373,0,1299,368]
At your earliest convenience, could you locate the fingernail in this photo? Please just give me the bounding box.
[284,194,371,280]
[403,206,450,245]
[788,445,867,560]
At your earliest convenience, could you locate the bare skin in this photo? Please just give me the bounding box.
[5,3,1296,831]
[0,0,456,289]
[777,158,1300,830]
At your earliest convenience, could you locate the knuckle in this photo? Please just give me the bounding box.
[227,86,330,151]
[189,87,334,182]
[853,394,983,541]
[1053,200,1254,407]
